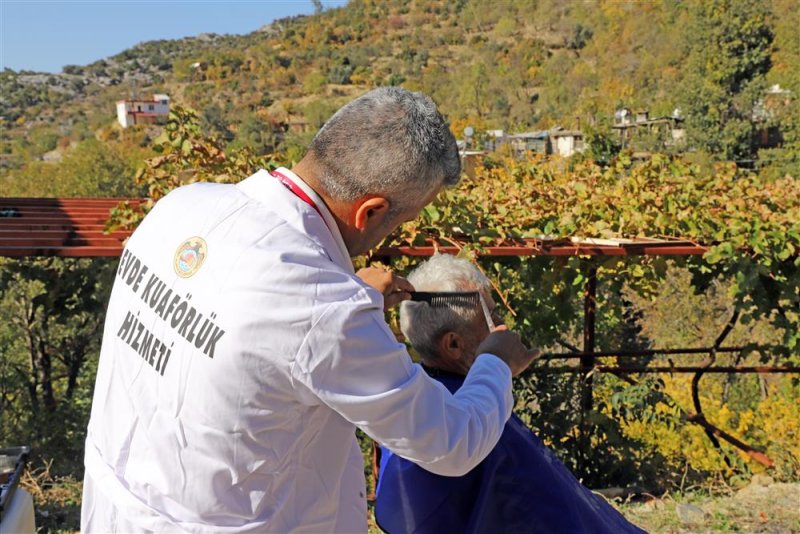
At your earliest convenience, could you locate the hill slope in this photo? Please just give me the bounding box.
[1,0,798,169]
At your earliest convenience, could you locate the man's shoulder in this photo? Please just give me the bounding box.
[140,182,245,230]
[158,181,237,204]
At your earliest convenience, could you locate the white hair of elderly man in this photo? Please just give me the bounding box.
[400,254,493,361]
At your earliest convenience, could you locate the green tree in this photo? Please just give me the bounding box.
[201,104,234,142]
[758,0,800,177]
[584,127,621,166]
[0,138,141,197]
[303,99,339,130]
[229,114,278,155]
[0,257,116,473]
[0,134,145,477]
[678,0,773,160]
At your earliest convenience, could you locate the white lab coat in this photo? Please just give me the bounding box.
[82,168,513,533]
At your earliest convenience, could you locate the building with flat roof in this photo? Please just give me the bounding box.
[116,94,170,128]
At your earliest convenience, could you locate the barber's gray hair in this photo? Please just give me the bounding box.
[400,254,490,361]
[308,87,460,212]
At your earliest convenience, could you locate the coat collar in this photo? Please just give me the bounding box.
[237,167,353,273]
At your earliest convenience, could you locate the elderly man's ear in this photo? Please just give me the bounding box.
[439,331,467,361]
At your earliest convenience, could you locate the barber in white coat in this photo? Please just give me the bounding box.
[82,87,537,533]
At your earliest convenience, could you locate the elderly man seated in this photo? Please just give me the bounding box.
[374,254,646,534]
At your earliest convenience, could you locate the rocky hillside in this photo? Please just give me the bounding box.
[2,0,798,169]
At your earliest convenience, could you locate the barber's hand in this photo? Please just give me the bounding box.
[356,266,414,311]
[475,326,540,377]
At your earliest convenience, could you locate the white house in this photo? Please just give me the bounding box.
[550,130,585,157]
[116,94,170,128]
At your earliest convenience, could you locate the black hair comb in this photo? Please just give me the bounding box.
[409,291,480,308]
[409,291,496,330]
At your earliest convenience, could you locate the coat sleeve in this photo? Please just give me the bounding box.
[291,287,513,477]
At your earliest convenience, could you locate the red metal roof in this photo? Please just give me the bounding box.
[0,198,144,257]
[117,99,167,105]
[0,198,708,258]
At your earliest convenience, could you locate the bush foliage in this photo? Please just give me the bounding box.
[379,151,799,487]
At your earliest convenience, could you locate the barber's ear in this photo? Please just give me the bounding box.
[353,197,390,231]
[439,331,464,361]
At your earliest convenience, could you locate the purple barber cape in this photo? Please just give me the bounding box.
[375,369,647,534]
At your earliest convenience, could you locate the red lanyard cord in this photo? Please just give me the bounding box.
[270,169,326,222]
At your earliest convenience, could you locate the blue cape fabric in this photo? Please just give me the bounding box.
[374,369,647,534]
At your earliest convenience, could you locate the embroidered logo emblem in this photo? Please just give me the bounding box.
[174,237,207,278]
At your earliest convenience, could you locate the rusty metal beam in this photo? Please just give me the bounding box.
[0,246,127,257]
[373,244,708,257]
[541,346,761,359]
[581,266,597,410]
[527,366,800,374]
[0,197,140,205]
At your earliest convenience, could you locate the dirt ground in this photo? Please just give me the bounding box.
[617,477,800,533]
[21,469,800,533]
